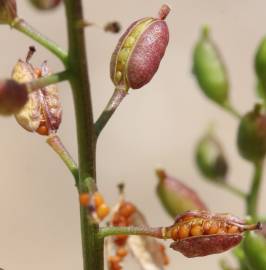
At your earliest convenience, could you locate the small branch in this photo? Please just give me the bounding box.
[98,226,163,239]
[215,181,246,198]
[222,102,241,119]
[95,88,127,138]
[246,161,263,219]
[47,134,79,186]
[11,17,68,65]
[26,70,69,93]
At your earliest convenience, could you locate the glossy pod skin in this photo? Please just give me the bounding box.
[156,169,207,218]
[110,5,170,90]
[237,105,266,162]
[165,210,261,258]
[195,133,228,181]
[243,232,266,270]
[193,27,229,105]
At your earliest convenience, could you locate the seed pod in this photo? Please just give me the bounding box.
[255,37,266,90]
[237,105,266,162]
[29,0,61,10]
[243,232,266,270]
[0,79,28,115]
[12,49,62,135]
[195,133,228,182]
[193,26,229,105]
[0,0,17,24]
[156,169,207,218]
[110,4,170,91]
[164,210,261,258]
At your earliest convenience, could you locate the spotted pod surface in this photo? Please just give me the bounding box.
[110,5,170,90]
[165,210,261,257]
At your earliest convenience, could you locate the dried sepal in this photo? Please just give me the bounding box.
[0,0,17,24]
[164,210,260,258]
[12,48,62,135]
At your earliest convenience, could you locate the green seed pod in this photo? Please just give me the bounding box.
[0,0,17,24]
[110,4,170,91]
[255,37,266,89]
[156,169,207,218]
[192,26,229,105]
[195,133,228,182]
[243,232,266,270]
[237,105,266,162]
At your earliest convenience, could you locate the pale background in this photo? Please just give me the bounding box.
[0,0,266,269]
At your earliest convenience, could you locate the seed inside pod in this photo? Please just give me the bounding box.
[164,210,261,258]
[110,4,170,90]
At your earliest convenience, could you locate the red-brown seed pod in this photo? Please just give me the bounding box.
[0,0,17,24]
[110,4,170,90]
[29,0,61,10]
[164,210,261,257]
[0,79,28,115]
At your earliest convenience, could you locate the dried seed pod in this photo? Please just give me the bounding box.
[195,132,228,182]
[237,105,266,162]
[12,50,62,135]
[0,79,28,115]
[29,0,61,10]
[164,210,261,258]
[0,0,17,24]
[156,169,207,218]
[193,26,229,105]
[110,4,170,90]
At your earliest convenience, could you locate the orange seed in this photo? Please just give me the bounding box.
[93,192,104,208]
[96,203,110,220]
[178,225,190,239]
[79,193,90,207]
[190,225,204,236]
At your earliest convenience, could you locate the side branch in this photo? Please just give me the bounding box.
[12,18,68,64]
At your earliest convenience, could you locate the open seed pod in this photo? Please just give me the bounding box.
[11,48,62,135]
[110,4,170,91]
[164,210,261,258]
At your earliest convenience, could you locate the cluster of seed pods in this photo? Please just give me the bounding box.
[79,192,110,221]
[163,210,261,257]
[108,200,169,270]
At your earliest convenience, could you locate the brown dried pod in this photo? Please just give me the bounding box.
[164,210,260,257]
[0,0,17,24]
[12,48,62,135]
[110,4,170,90]
[0,79,28,115]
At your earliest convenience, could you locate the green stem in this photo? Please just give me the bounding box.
[246,161,263,219]
[216,181,246,198]
[222,102,241,119]
[98,226,163,239]
[63,1,102,270]
[95,88,127,138]
[12,17,68,64]
[26,70,69,93]
[46,134,79,186]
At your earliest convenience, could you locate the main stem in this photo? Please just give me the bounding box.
[64,1,103,270]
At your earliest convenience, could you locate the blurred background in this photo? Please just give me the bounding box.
[0,0,266,269]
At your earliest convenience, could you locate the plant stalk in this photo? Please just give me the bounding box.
[64,1,102,270]
[246,161,263,219]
